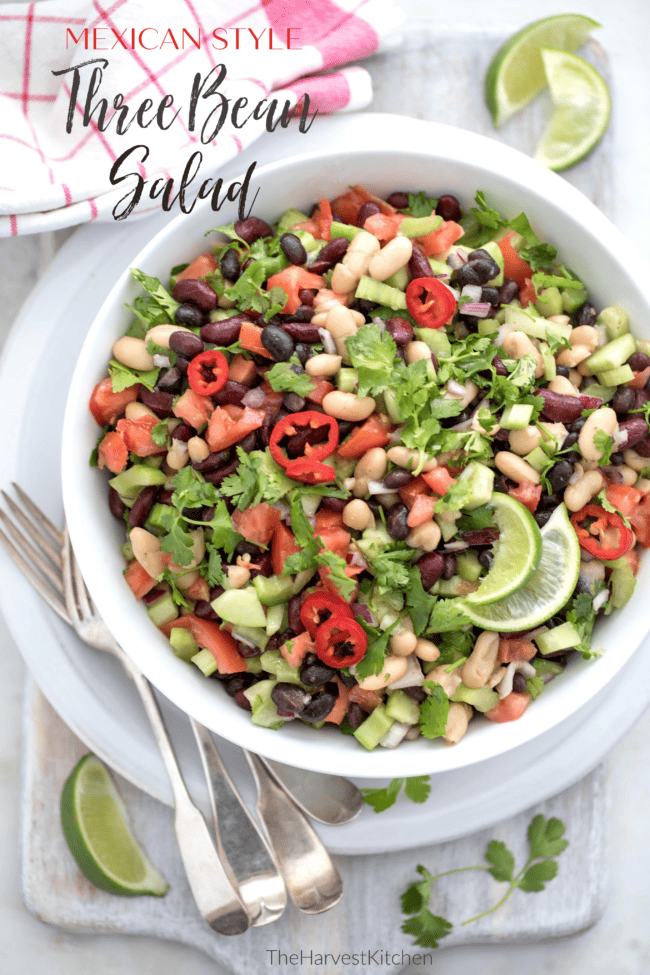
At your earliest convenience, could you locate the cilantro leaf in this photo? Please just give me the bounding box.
[265,358,315,396]
[130,268,179,319]
[354,619,398,680]
[419,684,450,739]
[531,271,585,291]
[427,598,471,633]
[405,569,438,636]
[220,449,265,511]
[404,775,432,804]
[527,814,569,860]
[150,420,169,447]
[519,859,559,892]
[485,841,515,882]
[507,212,540,245]
[436,628,475,666]
[207,222,249,251]
[345,323,397,397]
[592,428,614,464]
[206,499,241,557]
[372,544,415,593]
[108,358,159,393]
[89,426,109,467]
[565,591,598,658]
[401,910,453,949]
[315,548,356,600]
[519,242,557,272]
[404,191,438,217]
[361,778,403,812]
[457,505,495,532]
[222,260,287,320]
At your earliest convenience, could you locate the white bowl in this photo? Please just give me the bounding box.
[62,116,650,778]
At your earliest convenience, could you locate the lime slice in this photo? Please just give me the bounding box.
[461,504,580,632]
[464,493,542,606]
[534,49,611,171]
[485,14,600,127]
[61,754,169,897]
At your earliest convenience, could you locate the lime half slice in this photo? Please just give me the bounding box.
[61,754,169,897]
[485,14,600,127]
[464,493,542,606]
[461,504,580,632]
[534,49,611,171]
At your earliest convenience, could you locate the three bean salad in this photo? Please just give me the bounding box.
[90,185,650,750]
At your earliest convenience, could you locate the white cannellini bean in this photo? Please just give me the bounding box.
[130,527,164,578]
[145,323,194,349]
[368,235,413,281]
[112,336,155,371]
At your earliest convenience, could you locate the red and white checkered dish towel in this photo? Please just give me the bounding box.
[0,0,404,236]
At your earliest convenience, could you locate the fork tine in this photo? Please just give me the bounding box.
[0,509,65,596]
[0,526,70,623]
[1,491,62,569]
[71,544,94,620]
[11,483,63,547]
[61,528,81,623]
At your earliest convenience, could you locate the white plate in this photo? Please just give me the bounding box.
[2,119,650,854]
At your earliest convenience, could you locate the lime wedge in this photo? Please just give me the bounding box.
[485,14,600,127]
[464,493,542,606]
[461,504,580,632]
[61,754,169,897]
[534,49,611,171]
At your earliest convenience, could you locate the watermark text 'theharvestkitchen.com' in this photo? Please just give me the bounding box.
[266,949,434,967]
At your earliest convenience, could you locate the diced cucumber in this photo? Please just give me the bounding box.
[145,502,170,537]
[385,265,409,291]
[121,540,134,561]
[146,592,178,628]
[109,464,166,500]
[532,657,563,677]
[597,305,630,340]
[636,340,650,358]
[437,512,461,542]
[561,285,588,314]
[603,556,636,612]
[232,625,269,651]
[330,221,362,242]
[481,241,505,286]
[535,621,581,655]
[477,318,500,336]
[455,461,494,509]
[251,697,285,730]
[170,627,199,663]
[243,678,276,707]
[586,332,637,373]
[382,388,403,424]
[535,286,563,318]
[353,704,394,751]
[524,446,551,472]
[259,649,303,684]
[526,675,546,700]
[192,647,218,677]
[336,368,359,393]
[500,403,534,430]
[428,257,450,276]
[212,587,266,627]
[385,690,421,725]
[355,276,407,311]
[278,207,309,230]
[456,551,482,583]
[413,327,451,357]
[451,684,499,712]
[540,341,557,381]
[435,575,467,596]
[208,309,230,323]
[596,364,635,387]
[300,494,321,518]
[356,524,391,563]
[504,305,548,339]
[399,214,442,238]
[253,574,295,607]
[580,383,615,402]
[246,656,264,674]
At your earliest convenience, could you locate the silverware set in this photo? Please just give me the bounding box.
[0,484,363,933]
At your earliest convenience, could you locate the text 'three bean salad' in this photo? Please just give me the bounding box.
[89,185,650,750]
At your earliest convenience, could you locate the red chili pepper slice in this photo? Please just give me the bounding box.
[187,349,229,396]
[285,458,336,484]
[570,504,635,560]
[269,410,339,469]
[315,616,368,668]
[300,592,354,638]
[405,277,457,329]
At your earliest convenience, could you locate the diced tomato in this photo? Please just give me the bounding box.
[324,679,350,724]
[124,559,157,600]
[337,414,391,459]
[228,353,256,386]
[422,467,456,495]
[271,521,300,575]
[307,378,335,406]
[187,616,245,674]
[317,527,351,558]
[89,378,138,426]
[350,185,396,215]
[232,503,281,547]
[173,387,214,429]
[239,321,274,358]
[281,630,316,668]
[509,481,542,513]
[625,547,641,576]
[205,404,265,452]
[519,278,537,308]
[630,493,650,547]
[497,231,534,287]
[312,287,351,310]
[407,494,437,528]
[484,692,531,723]
[330,185,396,225]
[294,198,333,241]
[498,639,537,663]
[184,576,210,602]
[398,475,431,508]
[175,252,217,282]
[315,509,345,532]
[116,415,166,457]
[266,267,325,315]
[416,220,464,257]
[97,430,128,473]
[628,367,650,389]
[159,614,193,638]
[348,685,382,711]
[363,212,403,242]
[318,563,360,601]
[606,482,643,518]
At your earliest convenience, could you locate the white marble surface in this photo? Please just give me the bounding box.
[1,1,650,973]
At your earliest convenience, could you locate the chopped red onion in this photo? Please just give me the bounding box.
[593,589,610,613]
[461,284,483,302]
[372,316,386,333]
[153,353,171,368]
[497,660,536,699]
[318,327,337,355]
[446,379,466,398]
[379,721,411,749]
[242,387,266,409]
[387,426,405,444]
[351,602,374,624]
[366,480,388,494]
[461,302,492,318]
[447,251,466,270]
[442,541,469,552]
[389,655,426,691]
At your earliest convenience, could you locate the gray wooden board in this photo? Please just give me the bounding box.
[20,23,613,973]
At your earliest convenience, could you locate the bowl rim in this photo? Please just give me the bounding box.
[62,114,650,777]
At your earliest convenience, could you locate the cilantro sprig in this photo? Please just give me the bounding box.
[401,815,569,948]
[265,357,315,396]
[362,775,431,812]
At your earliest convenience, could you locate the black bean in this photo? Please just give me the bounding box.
[338,670,357,688]
[456,264,482,288]
[288,592,306,635]
[300,689,337,722]
[612,386,636,414]
[610,451,626,465]
[539,491,562,511]
[139,387,174,417]
[234,216,273,243]
[470,258,500,284]
[569,416,586,434]
[300,659,336,687]
[494,475,511,494]
[481,287,500,306]
[535,510,552,527]
[156,365,183,394]
[224,673,256,697]
[628,352,650,371]
[478,550,493,572]
[172,278,218,311]
[271,683,312,717]
[416,552,445,589]
[498,278,520,304]
[386,503,410,541]
[467,248,491,262]
[169,330,203,359]
[356,298,378,316]
[194,598,220,621]
[220,248,240,281]
[108,486,126,520]
[356,201,381,227]
[443,554,457,580]
[386,191,409,209]
[403,685,427,703]
[555,365,571,379]
[408,243,433,280]
[346,702,368,730]
[200,313,248,346]
[261,324,294,361]
[294,342,313,366]
[172,422,193,442]
[574,302,597,328]
[512,672,529,694]
[127,485,158,528]
[234,638,264,659]
[547,460,574,493]
[436,194,461,222]
[279,232,308,266]
[385,317,413,346]
[174,303,205,329]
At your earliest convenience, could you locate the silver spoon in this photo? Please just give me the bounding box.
[260,757,364,825]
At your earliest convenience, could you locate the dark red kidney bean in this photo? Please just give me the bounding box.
[574,302,597,328]
[635,388,650,408]
[498,278,520,304]
[612,386,636,413]
[301,689,337,722]
[307,258,331,275]
[436,194,462,222]
[156,365,183,393]
[283,392,306,413]
[279,232,308,266]
[384,469,414,490]
[416,552,445,590]
[285,424,329,458]
[460,529,500,545]
[234,216,273,243]
[127,485,158,528]
[194,599,220,621]
[262,324,294,361]
[235,639,264,659]
[212,380,248,407]
[139,387,174,416]
[346,702,368,729]
[204,457,239,485]
[492,355,508,376]
[108,486,126,520]
[280,321,321,342]
[538,389,584,424]
[142,587,167,606]
[169,330,203,359]
[385,317,413,346]
[634,438,650,457]
[298,288,315,306]
[386,503,410,541]
[408,242,433,280]
[443,554,457,580]
[192,449,229,472]
[238,431,257,453]
[616,416,649,450]
[271,683,312,716]
[200,313,247,345]
[158,489,174,504]
[174,303,204,328]
[356,200,381,227]
[386,191,409,209]
[175,354,190,375]
[320,496,347,512]
[233,689,253,711]
[248,553,272,579]
[172,422,193,442]
[351,602,373,624]
[220,248,240,282]
[315,236,350,268]
[288,592,307,635]
[628,352,650,371]
[172,278,218,311]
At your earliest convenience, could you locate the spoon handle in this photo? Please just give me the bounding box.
[245,750,343,915]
